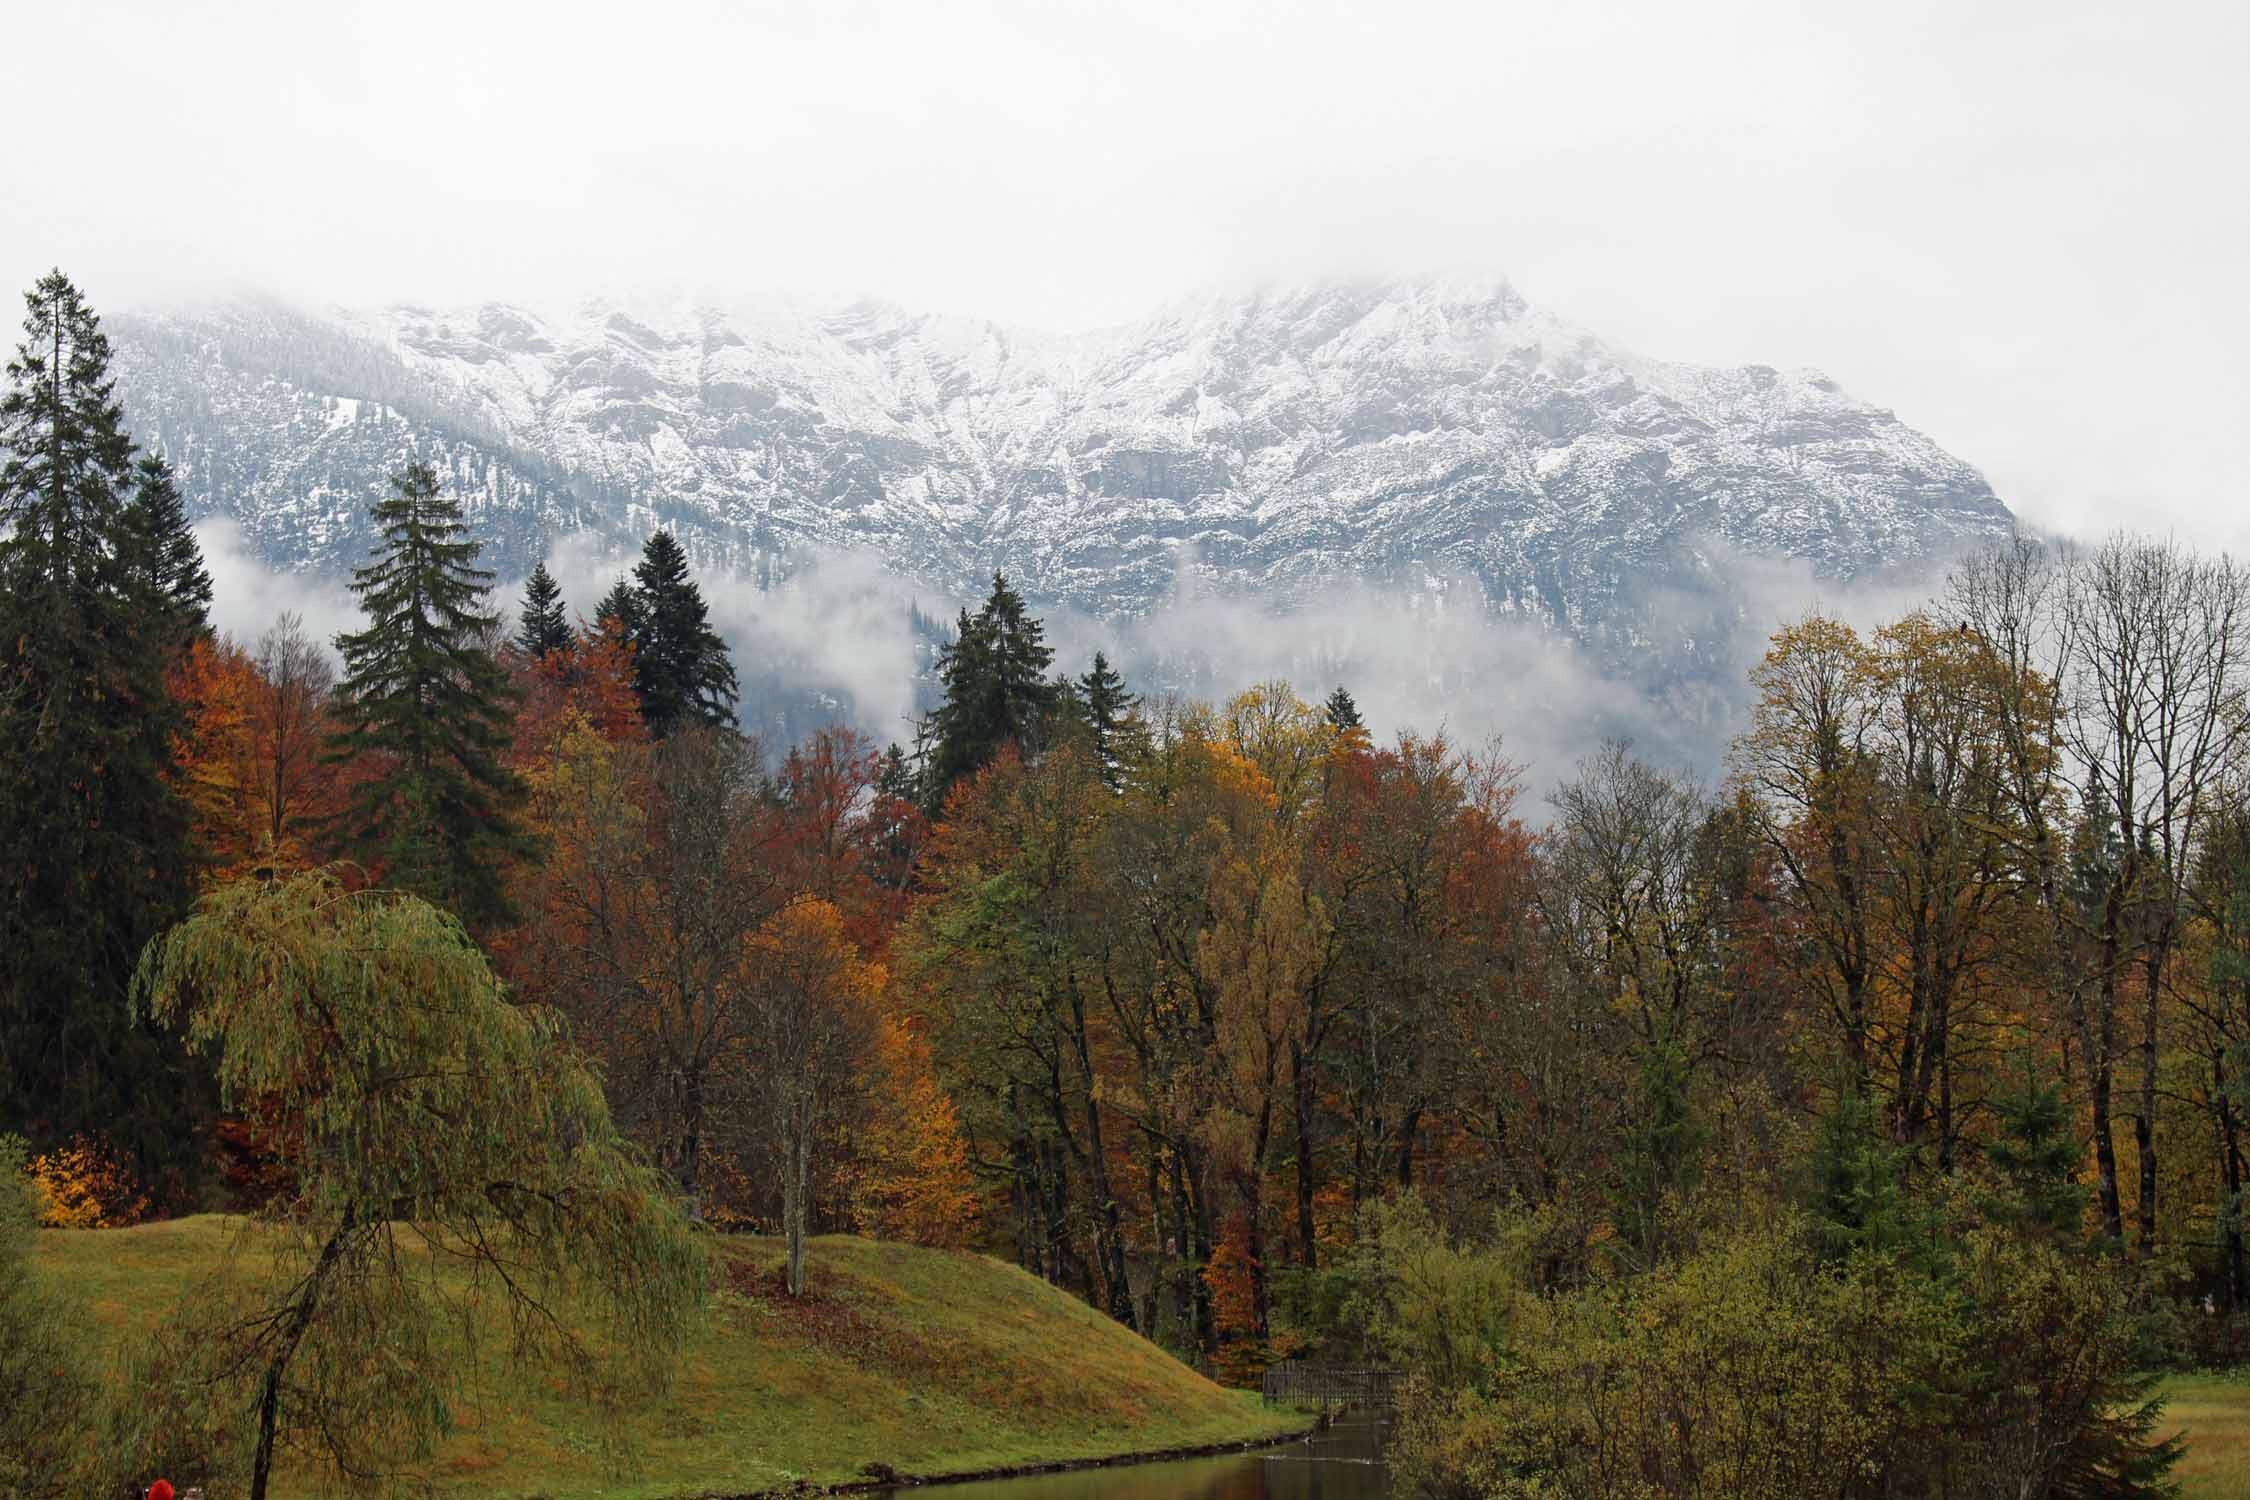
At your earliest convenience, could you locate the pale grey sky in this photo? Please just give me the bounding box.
[6,0,2244,551]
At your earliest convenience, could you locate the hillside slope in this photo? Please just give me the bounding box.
[38,1215,1299,1499]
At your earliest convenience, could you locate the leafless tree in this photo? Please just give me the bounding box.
[248,611,338,866]
[1544,740,1726,1053]
[2062,536,2250,1250]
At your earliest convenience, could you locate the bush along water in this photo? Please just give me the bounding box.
[1374,1091,2183,1500]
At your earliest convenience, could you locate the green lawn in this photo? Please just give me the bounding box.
[36,1215,1304,1499]
[2161,1372,2250,1500]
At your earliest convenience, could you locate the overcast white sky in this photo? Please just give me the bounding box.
[5,0,2244,551]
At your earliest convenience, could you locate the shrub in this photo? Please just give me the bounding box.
[1389,1210,2180,1500]
[1336,1193,1540,1397]
[26,1132,151,1228]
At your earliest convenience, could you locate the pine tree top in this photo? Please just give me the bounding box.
[624,530,738,735]
[0,271,139,583]
[635,529,693,590]
[516,559,571,660]
[125,452,213,642]
[596,576,643,633]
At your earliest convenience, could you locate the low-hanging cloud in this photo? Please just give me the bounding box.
[530,534,951,750]
[1041,541,1957,813]
[196,520,1970,814]
[198,516,364,656]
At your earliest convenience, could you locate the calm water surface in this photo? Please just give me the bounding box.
[910,1412,1389,1500]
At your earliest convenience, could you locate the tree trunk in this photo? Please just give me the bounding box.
[250,1216,358,1500]
[1292,1040,1318,1269]
[2135,944,2165,1255]
[1181,1150,1218,1358]
[1248,1097,1274,1341]
[2080,949,2126,1242]
[677,1068,705,1220]
[2090,1055,2124,1244]
[2218,1058,2245,1310]
[1936,1026,1956,1175]
[1069,991,1134,1324]
[786,1110,812,1296]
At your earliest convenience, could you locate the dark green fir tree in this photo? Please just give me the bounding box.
[595,575,644,637]
[1324,685,1364,733]
[326,461,531,930]
[1987,1072,2090,1241]
[1611,1029,1704,1268]
[123,451,212,645]
[514,558,571,660]
[1803,1087,1940,1271]
[1078,649,1139,790]
[0,270,202,1181]
[625,530,737,736]
[927,571,1056,809]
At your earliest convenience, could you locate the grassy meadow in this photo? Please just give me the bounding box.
[2161,1372,2250,1500]
[37,1215,1304,1499]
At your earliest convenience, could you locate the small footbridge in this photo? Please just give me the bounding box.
[1259,1361,1398,1412]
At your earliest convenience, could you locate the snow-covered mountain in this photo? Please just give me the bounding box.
[110,273,2013,625]
[105,273,2016,765]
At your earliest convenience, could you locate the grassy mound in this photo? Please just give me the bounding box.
[36,1215,1302,1499]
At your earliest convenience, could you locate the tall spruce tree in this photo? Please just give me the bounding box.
[514,558,571,660]
[1078,649,1138,790]
[926,572,1056,808]
[123,452,212,645]
[1323,685,1364,732]
[595,575,644,635]
[327,462,531,929]
[0,271,202,1176]
[625,530,737,736]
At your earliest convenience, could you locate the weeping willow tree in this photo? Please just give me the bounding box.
[133,870,708,1500]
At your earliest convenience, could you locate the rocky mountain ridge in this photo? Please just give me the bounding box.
[109,273,2014,637]
[103,274,2018,765]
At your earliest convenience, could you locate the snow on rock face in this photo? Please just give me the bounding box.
[108,273,2014,646]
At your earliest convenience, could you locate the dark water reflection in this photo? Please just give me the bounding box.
[913,1412,1390,1500]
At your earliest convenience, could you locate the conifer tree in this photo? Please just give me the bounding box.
[624,530,737,736]
[1324,684,1364,732]
[1079,649,1139,790]
[1988,1074,2089,1240]
[595,575,642,634]
[123,452,212,644]
[326,462,530,929]
[0,270,201,1173]
[1611,1030,1704,1268]
[874,740,927,871]
[927,571,1055,808]
[514,558,570,660]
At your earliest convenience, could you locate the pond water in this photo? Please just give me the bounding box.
[908,1411,1390,1500]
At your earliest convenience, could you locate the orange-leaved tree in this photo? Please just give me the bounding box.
[746,896,885,1294]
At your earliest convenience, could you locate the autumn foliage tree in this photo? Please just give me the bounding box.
[747,897,886,1295]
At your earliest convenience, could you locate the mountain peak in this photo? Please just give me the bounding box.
[109,275,2012,655]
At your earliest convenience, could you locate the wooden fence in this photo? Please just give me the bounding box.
[1259,1361,1397,1411]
